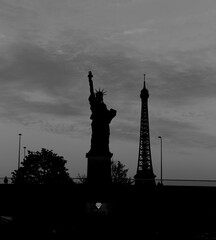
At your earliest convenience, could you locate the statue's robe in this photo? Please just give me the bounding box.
[88,94,116,156]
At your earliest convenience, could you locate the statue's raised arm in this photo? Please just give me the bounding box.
[88,71,94,97]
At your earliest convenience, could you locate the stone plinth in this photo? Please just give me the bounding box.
[86,153,112,186]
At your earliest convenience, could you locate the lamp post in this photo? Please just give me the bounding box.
[18,133,22,170]
[158,136,163,185]
[23,146,26,160]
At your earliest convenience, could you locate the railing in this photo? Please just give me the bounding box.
[2,177,216,186]
[155,178,216,187]
[135,178,216,187]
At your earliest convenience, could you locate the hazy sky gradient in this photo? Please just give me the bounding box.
[0,0,216,180]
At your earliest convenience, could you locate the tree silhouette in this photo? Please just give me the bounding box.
[11,148,73,184]
[111,160,132,185]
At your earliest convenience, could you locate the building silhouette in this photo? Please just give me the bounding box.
[134,75,156,186]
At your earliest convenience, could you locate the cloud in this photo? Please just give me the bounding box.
[0,41,78,90]
[111,103,216,150]
[0,39,88,125]
[133,49,216,106]
[123,28,150,35]
[0,25,215,153]
[41,121,76,135]
[0,1,39,25]
[150,117,216,149]
[112,120,139,141]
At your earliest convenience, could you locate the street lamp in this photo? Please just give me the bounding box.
[18,133,22,170]
[23,146,26,160]
[158,136,163,185]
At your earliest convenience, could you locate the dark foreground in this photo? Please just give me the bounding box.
[0,184,216,239]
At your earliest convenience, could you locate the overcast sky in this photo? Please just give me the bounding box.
[0,0,216,181]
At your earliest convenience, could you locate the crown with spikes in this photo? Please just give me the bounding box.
[95,88,107,97]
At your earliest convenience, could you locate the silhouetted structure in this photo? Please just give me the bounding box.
[4,176,8,184]
[134,75,156,186]
[86,71,116,185]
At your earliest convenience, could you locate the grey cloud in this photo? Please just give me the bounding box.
[111,121,139,141]
[151,117,216,149]
[0,29,216,143]
[153,68,213,104]
[111,113,216,150]
[71,39,216,108]
[45,28,216,109]
[0,94,83,126]
[41,121,76,135]
[0,41,88,123]
[0,0,42,35]
[0,0,87,30]
[0,1,38,22]
[152,48,216,96]
[0,42,78,90]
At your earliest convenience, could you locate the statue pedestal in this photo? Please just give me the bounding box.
[86,153,112,186]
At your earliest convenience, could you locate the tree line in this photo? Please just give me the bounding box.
[11,148,131,185]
